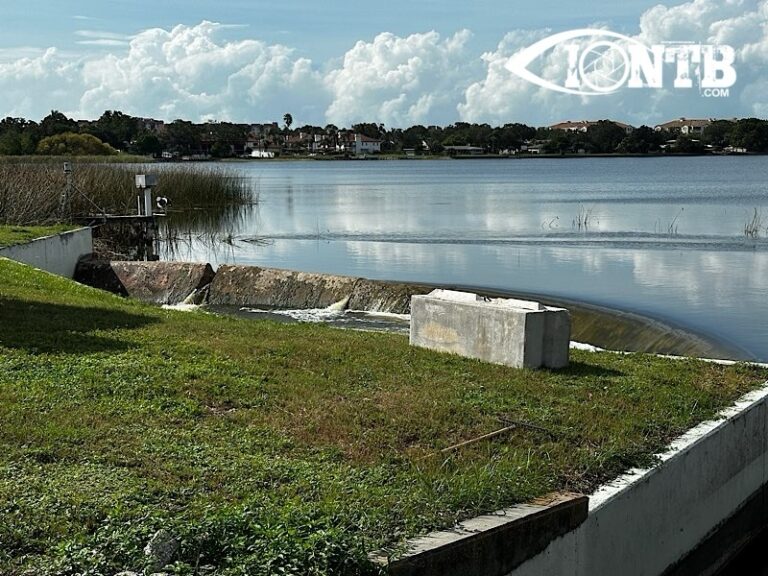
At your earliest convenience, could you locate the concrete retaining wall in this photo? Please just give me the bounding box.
[507,382,768,576]
[0,227,92,278]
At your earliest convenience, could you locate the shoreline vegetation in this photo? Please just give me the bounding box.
[2,111,768,162]
[1,257,766,574]
[0,161,253,227]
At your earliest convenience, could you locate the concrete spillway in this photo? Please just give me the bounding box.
[72,259,744,360]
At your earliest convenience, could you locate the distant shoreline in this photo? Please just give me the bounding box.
[215,151,760,163]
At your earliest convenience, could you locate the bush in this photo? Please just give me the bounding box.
[36,133,117,156]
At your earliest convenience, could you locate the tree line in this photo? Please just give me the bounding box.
[2,110,768,157]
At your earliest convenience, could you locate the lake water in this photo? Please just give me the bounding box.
[166,156,768,361]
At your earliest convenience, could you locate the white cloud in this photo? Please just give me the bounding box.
[77,21,325,122]
[75,31,133,41]
[324,30,476,126]
[459,0,768,126]
[0,48,82,118]
[2,2,768,126]
[78,40,131,47]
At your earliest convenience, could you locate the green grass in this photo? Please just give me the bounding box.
[0,258,766,575]
[0,224,77,248]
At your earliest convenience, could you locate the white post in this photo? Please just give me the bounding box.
[144,189,153,216]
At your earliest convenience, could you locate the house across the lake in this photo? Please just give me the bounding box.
[336,133,382,155]
[549,120,634,134]
[654,117,713,135]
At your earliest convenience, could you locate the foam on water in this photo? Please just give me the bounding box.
[162,303,204,312]
[239,306,411,333]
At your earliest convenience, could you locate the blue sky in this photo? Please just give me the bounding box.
[0,0,765,127]
[0,0,664,60]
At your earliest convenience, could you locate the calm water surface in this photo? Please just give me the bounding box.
[167,156,768,360]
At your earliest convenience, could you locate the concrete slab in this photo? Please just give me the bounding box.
[410,290,570,369]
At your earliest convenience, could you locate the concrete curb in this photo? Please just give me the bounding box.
[372,493,588,576]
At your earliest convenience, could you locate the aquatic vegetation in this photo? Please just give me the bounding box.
[744,207,764,239]
[572,205,595,231]
[0,161,254,226]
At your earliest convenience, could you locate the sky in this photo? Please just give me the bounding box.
[0,0,765,127]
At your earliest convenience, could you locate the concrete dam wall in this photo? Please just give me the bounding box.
[208,265,429,314]
[74,260,215,305]
[73,259,743,360]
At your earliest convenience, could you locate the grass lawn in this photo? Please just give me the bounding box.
[0,225,77,249]
[0,258,766,575]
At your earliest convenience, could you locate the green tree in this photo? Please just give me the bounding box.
[729,118,768,152]
[587,120,626,153]
[702,120,735,148]
[161,120,200,155]
[86,110,140,150]
[543,130,574,154]
[0,130,23,155]
[131,133,163,157]
[495,123,536,151]
[617,126,664,153]
[36,132,117,156]
[39,110,77,138]
[283,113,293,131]
[210,141,233,158]
[673,135,705,153]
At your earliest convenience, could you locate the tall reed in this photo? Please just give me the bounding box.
[0,162,254,226]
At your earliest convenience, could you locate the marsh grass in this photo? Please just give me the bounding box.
[0,154,152,164]
[0,162,254,226]
[744,207,764,239]
[1,259,766,575]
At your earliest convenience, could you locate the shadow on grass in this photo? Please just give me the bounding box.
[0,297,157,354]
[559,361,624,378]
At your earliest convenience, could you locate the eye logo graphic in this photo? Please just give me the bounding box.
[505,29,737,98]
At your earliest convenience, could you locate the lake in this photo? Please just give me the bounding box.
[165,156,768,361]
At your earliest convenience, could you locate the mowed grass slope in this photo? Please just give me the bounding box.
[0,225,76,249]
[0,257,765,575]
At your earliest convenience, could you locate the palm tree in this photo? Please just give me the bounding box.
[283,113,293,131]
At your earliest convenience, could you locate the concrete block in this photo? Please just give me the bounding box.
[410,290,570,369]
